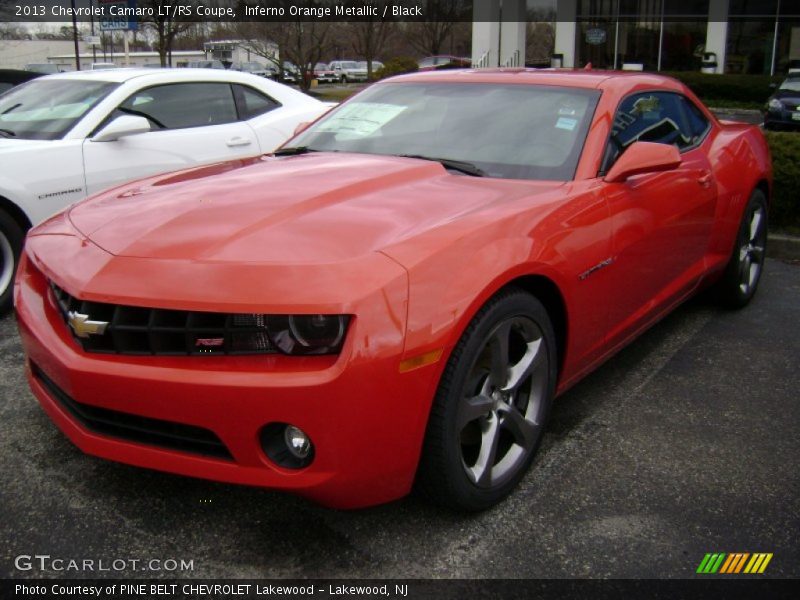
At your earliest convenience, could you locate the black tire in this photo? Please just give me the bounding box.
[341,75,348,84]
[0,209,24,315]
[416,288,557,511]
[712,189,768,309]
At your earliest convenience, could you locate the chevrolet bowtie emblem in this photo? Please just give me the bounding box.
[67,311,109,338]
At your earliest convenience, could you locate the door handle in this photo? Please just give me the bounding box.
[226,137,252,147]
[697,172,713,187]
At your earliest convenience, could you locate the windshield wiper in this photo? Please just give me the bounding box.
[273,146,317,156]
[0,128,16,138]
[397,154,486,177]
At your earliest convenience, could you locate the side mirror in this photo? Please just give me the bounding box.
[604,141,682,183]
[293,121,311,136]
[91,115,151,142]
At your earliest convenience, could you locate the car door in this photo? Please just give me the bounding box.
[601,91,717,345]
[82,81,260,195]
[231,83,295,153]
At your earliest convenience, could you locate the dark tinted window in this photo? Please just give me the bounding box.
[603,91,703,173]
[679,96,711,138]
[233,84,280,119]
[117,83,237,130]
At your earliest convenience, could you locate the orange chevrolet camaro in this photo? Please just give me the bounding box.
[15,70,771,510]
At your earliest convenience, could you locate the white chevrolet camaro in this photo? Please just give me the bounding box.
[0,68,332,312]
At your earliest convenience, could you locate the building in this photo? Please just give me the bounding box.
[46,50,206,70]
[473,0,800,75]
[203,40,279,68]
[0,39,76,70]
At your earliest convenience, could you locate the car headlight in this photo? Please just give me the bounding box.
[768,98,784,111]
[266,314,349,355]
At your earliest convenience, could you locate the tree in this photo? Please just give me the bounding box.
[348,3,394,79]
[138,0,195,66]
[0,23,30,40]
[402,0,467,57]
[274,20,334,90]
[233,15,333,91]
[231,22,283,71]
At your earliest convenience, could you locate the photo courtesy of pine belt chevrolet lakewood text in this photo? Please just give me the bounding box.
[14,69,771,511]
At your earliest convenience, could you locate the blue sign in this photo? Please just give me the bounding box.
[99,0,138,32]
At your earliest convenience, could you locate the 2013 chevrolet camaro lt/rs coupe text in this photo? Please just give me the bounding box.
[15,70,771,510]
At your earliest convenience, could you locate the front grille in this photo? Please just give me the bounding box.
[31,362,233,461]
[50,283,274,356]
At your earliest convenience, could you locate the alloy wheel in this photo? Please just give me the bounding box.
[738,205,766,296]
[456,316,549,489]
[0,231,14,301]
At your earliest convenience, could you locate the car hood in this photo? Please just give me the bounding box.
[66,153,563,265]
[0,138,54,153]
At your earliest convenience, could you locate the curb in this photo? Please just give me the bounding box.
[710,107,762,115]
[768,233,800,261]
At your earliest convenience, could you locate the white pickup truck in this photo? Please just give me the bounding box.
[0,68,331,313]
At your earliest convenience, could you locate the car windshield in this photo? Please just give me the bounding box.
[315,63,328,70]
[0,79,117,140]
[779,78,800,92]
[291,82,600,181]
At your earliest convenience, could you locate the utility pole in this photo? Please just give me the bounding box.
[71,0,81,70]
[90,0,97,63]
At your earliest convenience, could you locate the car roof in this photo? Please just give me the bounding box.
[390,68,686,93]
[41,68,261,84]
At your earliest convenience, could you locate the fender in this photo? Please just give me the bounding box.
[706,123,772,267]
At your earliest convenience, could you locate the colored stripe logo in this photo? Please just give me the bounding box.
[697,553,773,574]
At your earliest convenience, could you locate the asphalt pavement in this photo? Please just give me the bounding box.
[0,258,798,579]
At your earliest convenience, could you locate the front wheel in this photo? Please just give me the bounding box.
[712,189,768,308]
[0,210,24,315]
[416,289,557,511]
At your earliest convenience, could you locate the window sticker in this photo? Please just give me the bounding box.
[317,102,407,138]
[555,117,578,131]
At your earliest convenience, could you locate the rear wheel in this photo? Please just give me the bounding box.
[0,210,24,315]
[713,189,768,308]
[416,289,557,511]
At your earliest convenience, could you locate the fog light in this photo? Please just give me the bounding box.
[284,425,311,459]
[260,422,315,469]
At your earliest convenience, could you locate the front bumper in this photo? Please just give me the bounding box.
[15,244,439,509]
[764,108,800,129]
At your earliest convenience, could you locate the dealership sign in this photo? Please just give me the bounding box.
[586,28,607,45]
[99,0,138,31]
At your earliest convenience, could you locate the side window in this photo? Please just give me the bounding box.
[603,92,698,173]
[116,83,237,130]
[679,96,711,140]
[233,84,280,119]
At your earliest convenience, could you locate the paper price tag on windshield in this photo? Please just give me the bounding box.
[317,102,406,138]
